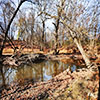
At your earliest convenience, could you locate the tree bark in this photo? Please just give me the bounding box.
[70,31,92,68]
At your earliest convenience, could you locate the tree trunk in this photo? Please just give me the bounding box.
[74,38,91,66]
[42,20,45,43]
[70,31,91,68]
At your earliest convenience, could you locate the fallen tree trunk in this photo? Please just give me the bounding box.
[60,19,96,68]
[2,53,47,66]
[70,32,91,68]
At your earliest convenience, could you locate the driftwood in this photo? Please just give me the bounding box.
[2,53,47,66]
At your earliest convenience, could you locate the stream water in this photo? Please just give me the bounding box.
[0,60,81,86]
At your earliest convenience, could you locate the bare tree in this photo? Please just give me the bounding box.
[0,0,26,55]
[0,1,18,52]
[41,0,98,67]
[36,0,53,50]
[0,0,39,56]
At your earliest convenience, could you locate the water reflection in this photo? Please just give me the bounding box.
[0,60,81,86]
[0,66,6,86]
[0,65,16,87]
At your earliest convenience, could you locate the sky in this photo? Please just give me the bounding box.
[0,0,100,39]
[13,0,55,39]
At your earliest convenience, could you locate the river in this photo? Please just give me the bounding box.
[0,60,81,86]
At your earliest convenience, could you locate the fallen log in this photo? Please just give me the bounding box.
[2,53,47,66]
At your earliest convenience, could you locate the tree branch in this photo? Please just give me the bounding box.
[0,0,26,55]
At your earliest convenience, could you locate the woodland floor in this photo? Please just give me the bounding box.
[0,64,99,100]
[0,46,100,100]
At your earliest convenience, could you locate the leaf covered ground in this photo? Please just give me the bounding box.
[0,65,99,100]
